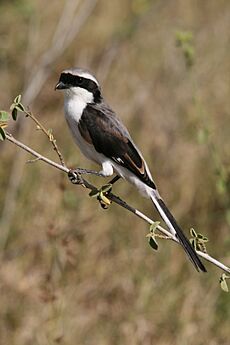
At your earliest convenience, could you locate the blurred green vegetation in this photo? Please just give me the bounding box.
[0,0,230,344]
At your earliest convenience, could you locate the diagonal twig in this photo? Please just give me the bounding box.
[4,132,230,275]
[24,109,66,167]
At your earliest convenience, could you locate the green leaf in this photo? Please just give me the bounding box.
[202,237,209,242]
[190,228,197,238]
[99,192,111,206]
[0,111,9,121]
[148,236,158,250]
[10,95,25,115]
[150,221,160,232]
[220,274,229,293]
[14,94,22,104]
[12,108,18,121]
[15,103,25,112]
[197,233,204,239]
[184,44,195,67]
[176,31,193,45]
[0,127,6,141]
[148,221,160,251]
[100,184,112,193]
[190,238,197,250]
[191,231,208,241]
[220,280,229,292]
[175,31,195,68]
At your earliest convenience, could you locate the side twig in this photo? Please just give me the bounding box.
[24,109,66,167]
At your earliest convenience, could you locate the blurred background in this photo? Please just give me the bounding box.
[0,0,230,344]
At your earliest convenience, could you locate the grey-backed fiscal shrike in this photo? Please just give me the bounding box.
[55,67,206,272]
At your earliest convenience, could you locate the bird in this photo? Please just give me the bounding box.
[55,67,206,272]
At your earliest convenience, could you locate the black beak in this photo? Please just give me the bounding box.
[55,81,67,90]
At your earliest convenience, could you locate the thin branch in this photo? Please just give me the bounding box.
[5,133,69,174]
[196,251,230,273]
[26,157,41,164]
[4,132,230,275]
[24,109,66,167]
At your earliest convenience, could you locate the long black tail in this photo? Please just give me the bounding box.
[150,193,206,272]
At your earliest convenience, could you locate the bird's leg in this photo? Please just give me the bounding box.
[68,169,83,185]
[73,168,105,177]
[68,168,105,185]
[108,175,121,185]
[96,175,121,197]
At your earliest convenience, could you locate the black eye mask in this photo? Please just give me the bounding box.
[59,73,102,103]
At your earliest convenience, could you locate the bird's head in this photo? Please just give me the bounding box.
[55,67,101,104]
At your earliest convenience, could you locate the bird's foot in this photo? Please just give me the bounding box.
[68,168,106,185]
[68,169,85,185]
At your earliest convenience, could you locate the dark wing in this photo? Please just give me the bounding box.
[79,103,156,189]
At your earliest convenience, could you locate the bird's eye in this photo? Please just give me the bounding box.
[78,77,83,84]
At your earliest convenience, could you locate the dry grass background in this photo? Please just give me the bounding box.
[0,0,230,344]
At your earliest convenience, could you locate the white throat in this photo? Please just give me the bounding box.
[63,85,98,164]
[64,86,94,123]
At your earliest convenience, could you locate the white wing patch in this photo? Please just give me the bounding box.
[116,157,124,164]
